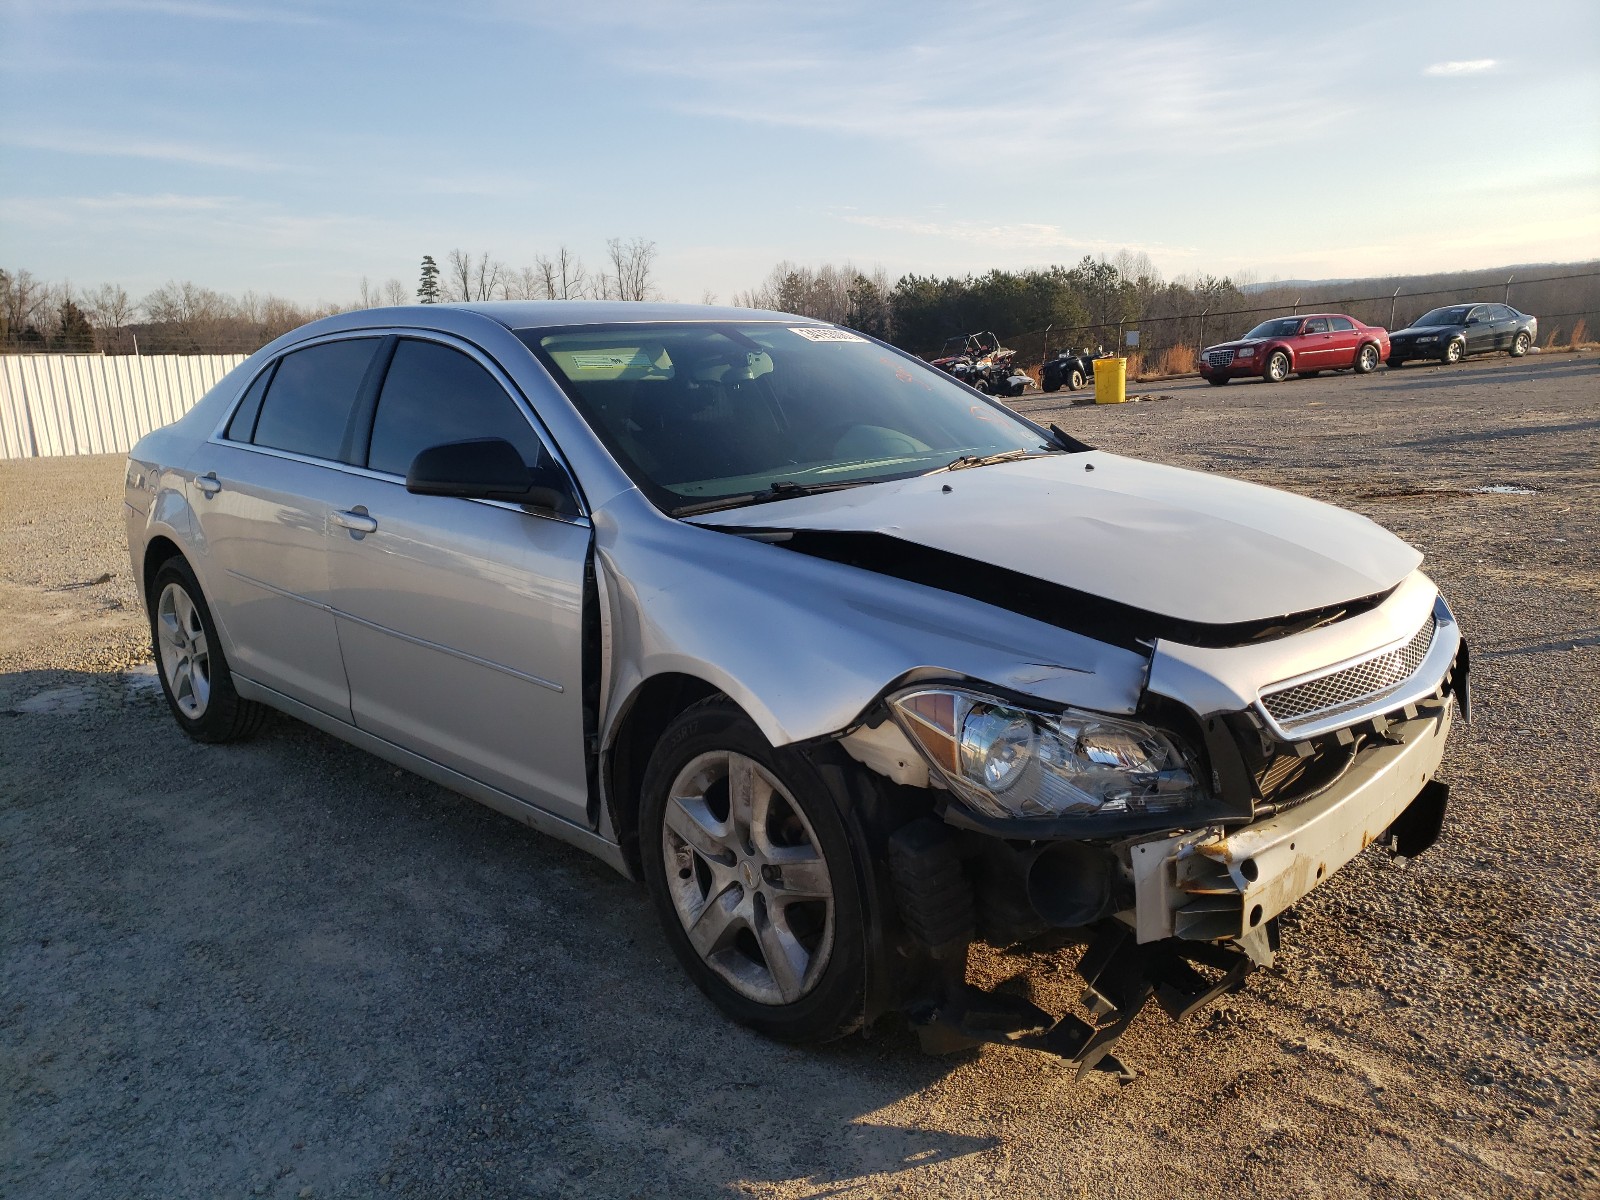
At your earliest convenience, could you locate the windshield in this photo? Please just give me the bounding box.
[1412,306,1470,327]
[1242,318,1303,339]
[520,322,1056,515]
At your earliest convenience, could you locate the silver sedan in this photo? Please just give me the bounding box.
[126,302,1468,1071]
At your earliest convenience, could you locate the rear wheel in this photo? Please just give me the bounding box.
[148,557,266,742]
[1354,343,1380,374]
[640,699,866,1044]
[1510,331,1531,358]
[1265,351,1291,383]
[1041,367,1062,392]
[1444,339,1464,364]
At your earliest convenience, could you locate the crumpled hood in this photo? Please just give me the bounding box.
[689,453,1422,628]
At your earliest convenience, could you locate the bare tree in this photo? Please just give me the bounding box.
[81,282,136,351]
[606,237,658,302]
[1,268,52,345]
[382,278,409,306]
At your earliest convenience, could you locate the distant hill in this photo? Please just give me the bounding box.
[1231,260,1599,338]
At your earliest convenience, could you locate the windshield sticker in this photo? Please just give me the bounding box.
[570,350,653,371]
[790,327,866,343]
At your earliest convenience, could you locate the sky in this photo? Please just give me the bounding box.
[2,0,1597,307]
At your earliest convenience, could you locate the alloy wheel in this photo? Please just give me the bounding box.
[661,750,835,1006]
[156,581,211,719]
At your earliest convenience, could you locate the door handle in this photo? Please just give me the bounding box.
[331,508,378,535]
[195,473,222,497]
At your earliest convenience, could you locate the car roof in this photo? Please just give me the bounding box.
[454,300,812,328]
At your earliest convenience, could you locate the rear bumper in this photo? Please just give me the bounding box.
[1129,703,1452,945]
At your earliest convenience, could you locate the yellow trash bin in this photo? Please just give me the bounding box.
[1093,356,1128,404]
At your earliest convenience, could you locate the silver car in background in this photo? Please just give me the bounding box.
[126,302,1468,1073]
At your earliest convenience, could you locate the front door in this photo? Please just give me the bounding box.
[325,336,593,825]
[1465,305,1497,354]
[1298,316,1333,368]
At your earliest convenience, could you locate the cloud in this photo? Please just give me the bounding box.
[0,130,284,171]
[836,214,1192,260]
[39,0,328,24]
[1424,59,1497,76]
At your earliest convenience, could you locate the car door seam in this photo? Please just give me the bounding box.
[331,607,565,693]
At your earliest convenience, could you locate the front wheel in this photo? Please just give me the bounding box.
[1387,358,1404,369]
[1067,367,1086,390]
[1355,343,1380,373]
[1298,370,1321,379]
[1510,331,1531,357]
[148,556,267,742]
[1444,339,1464,364]
[1206,376,1229,386]
[1264,351,1291,383]
[640,699,867,1044]
[1041,368,1062,393]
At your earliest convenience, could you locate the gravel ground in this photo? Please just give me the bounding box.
[2,351,1597,1199]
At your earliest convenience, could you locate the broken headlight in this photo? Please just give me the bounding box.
[889,688,1203,822]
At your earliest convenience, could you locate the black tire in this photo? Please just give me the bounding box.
[1206,376,1229,386]
[1299,370,1321,379]
[1068,367,1086,391]
[1041,368,1061,393]
[1354,343,1380,374]
[640,698,867,1044]
[1387,358,1404,369]
[1510,331,1531,358]
[1264,350,1291,383]
[971,377,991,394]
[1443,339,1464,365]
[148,556,267,743]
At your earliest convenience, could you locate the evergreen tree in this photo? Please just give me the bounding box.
[55,298,95,351]
[417,255,440,304]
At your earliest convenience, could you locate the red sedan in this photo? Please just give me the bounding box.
[1198,313,1390,384]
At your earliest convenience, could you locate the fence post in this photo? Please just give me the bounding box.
[1504,273,1515,303]
[1042,323,1052,365]
[1390,286,1402,330]
[1293,295,1301,315]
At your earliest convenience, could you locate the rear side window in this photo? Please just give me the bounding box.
[366,339,546,477]
[225,361,276,442]
[252,338,380,461]
[1304,317,1330,334]
[1329,316,1354,331]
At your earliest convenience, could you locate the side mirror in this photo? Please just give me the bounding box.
[406,438,577,513]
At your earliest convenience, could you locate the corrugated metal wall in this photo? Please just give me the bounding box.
[0,354,248,459]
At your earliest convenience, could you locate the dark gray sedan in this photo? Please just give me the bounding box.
[1387,302,1538,367]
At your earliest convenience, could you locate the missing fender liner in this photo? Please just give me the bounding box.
[728,528,1390,654]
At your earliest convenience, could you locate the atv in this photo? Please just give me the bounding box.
[930,331,1032,397]
[1040,345,1109,393]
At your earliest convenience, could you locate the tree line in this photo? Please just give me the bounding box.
[0,237,660,355]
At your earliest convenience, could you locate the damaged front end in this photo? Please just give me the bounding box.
[837,590,1468,1077]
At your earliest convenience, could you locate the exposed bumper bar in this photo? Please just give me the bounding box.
[1131,703,1452,945]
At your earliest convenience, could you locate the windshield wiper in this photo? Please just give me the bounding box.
[931,448,1061,474]
[671,479,868,518]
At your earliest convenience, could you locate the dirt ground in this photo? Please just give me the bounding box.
[2,351,1597,1199]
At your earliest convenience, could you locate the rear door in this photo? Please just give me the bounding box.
[325,335,593,825]
[1325,316,1360,368]
[192,336,384,721]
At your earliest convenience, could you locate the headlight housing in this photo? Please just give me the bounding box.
[1417,335,1437,343]
[889,688,1204,822]
[1236,346,1255,358]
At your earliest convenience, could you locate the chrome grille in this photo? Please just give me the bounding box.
[1260,617,1437,730]
[1206,349,1235,368]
